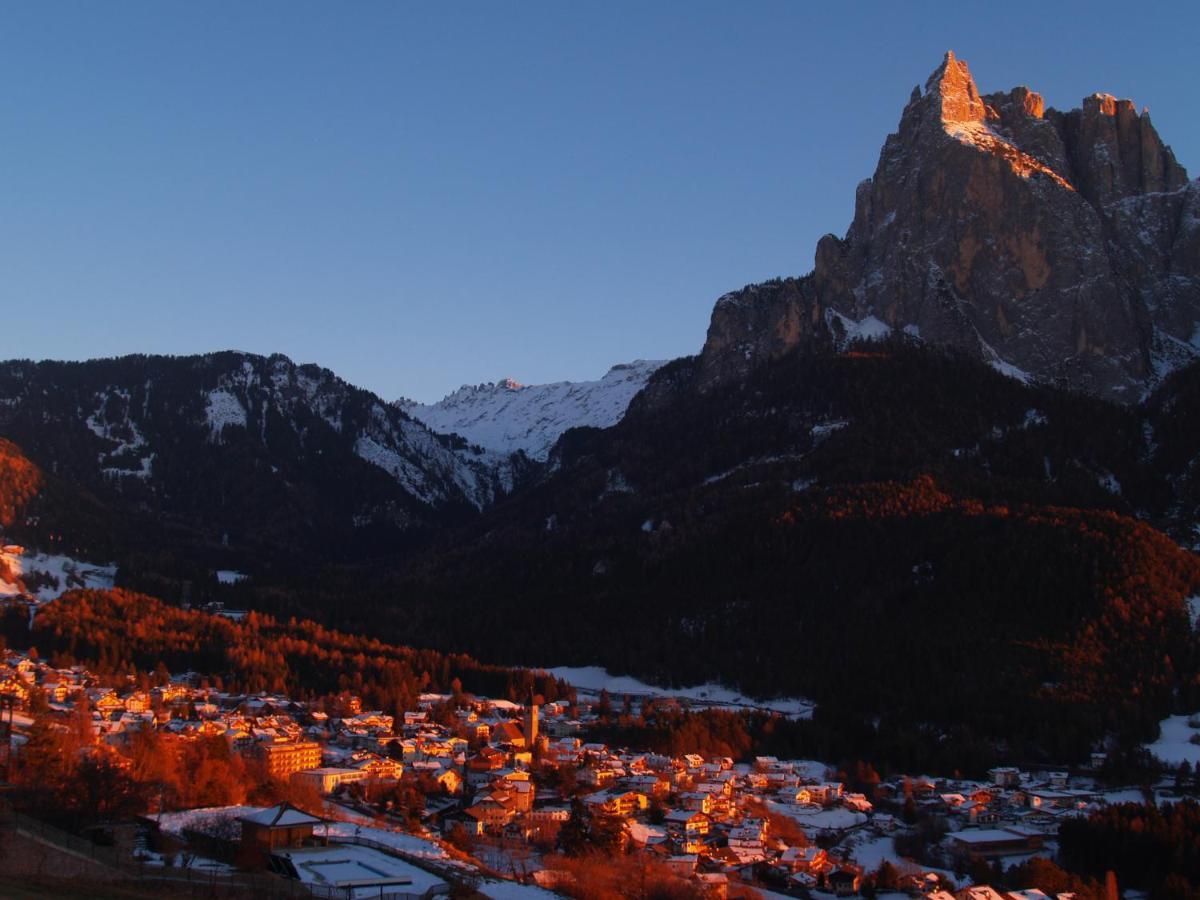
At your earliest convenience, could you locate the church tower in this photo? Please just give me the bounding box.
[523,692,539,747]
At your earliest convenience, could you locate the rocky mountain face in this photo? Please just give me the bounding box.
[0,352,513,564]
[398,360,666,461]
[697,52,1200,400]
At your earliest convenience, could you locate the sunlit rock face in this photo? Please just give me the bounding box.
[698,52,1200,401]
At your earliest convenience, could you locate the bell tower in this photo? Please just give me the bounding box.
[523,691,539,747]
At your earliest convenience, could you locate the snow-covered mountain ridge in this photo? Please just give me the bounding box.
[398,360,667,460]
[0,352,528,565]
[0,352,506,511]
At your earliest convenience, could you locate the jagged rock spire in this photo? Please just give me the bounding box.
[696,52,1200,401]
[925,50,987,124]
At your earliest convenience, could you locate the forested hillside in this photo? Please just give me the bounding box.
[208,343,1200,767]
[2,588,571,711]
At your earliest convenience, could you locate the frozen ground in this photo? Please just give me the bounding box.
[841,832,897,871]
[478,880,565,899]
[1146,714,1200,765]
[0,546,116,603]
[538,665,815,717]
[322,820,449,861]
[284,844,446,897]
[765,800,867,835]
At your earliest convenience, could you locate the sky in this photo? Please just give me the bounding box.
[2,2,1197,402]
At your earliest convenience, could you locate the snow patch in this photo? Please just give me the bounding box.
[766,800,867,835]
[811,420,850,443]
[1146,714,1200,766]
[321,821,449,861]
[538,665,815,718]
[988,357,1032,383]
[204,388,248,439]
[0,546,117,603]
[825,310,892,348]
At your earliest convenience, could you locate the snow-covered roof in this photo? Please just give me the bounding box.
[238,803,322,828]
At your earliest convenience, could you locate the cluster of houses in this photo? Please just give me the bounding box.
[0,647,1170,897]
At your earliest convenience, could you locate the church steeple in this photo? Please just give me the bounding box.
[523,690,539,747]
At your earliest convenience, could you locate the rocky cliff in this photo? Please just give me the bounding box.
[697,52,1200,400]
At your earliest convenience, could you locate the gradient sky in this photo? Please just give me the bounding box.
[2,2,1197,402]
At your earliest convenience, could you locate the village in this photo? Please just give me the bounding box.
[2,645,1192,900]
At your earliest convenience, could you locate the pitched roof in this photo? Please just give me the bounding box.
[238,803,322,828]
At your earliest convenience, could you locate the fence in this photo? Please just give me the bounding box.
[0,804,310,897]
[303,888,432,900]
[0,805,460,898]
[326,833,462,877]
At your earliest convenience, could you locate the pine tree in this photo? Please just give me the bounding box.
[558,798,592,856]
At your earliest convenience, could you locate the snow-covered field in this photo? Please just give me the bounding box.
[285,844,447,897]
[766,801,867,835]
[322,820,449,861]
[0,545,117,603]
[477,879,564,899]
[1146,714,1200,765]
[538,665,815,717]
[1100,788,1149,805]
[842,832,898,871]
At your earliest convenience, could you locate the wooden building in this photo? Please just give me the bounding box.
[238,803,323,850]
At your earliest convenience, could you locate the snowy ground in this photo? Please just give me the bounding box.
[1146,714,1200,766]
[477,880,564,899]
[841,832,897,871]
[786,760,835,781]
[132,842,236,875]
[321,820,450,861]
[0,545,116,603]
[1100,788,1150,805]
[154,805,260,838]
[283,844,447,897]
[537,665,815,717]
[765,800,867,835]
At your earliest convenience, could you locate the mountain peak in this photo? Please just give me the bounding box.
[924,50,986,125]
[404,360,667,460]
[696,53,1200,401]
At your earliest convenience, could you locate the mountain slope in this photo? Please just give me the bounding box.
[398,360,666,460]
[232,343,1200,766]
[0,352,514,567]
[697,52,1200,400]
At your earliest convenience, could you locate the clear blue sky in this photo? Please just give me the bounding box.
[2,2,1197,402]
